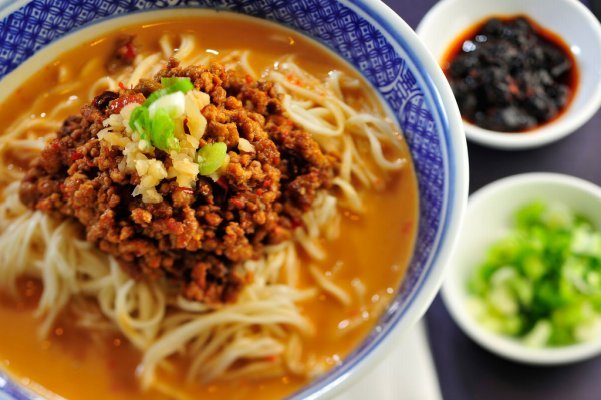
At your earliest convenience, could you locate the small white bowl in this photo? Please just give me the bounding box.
[443,173,601,365]
[417,0,601,150]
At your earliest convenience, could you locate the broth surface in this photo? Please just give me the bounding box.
[0,13,417,399]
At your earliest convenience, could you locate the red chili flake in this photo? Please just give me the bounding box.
[401,221,413,235]
[262,178,272,189]
[108,94,145,114]
[70,151,84,161]
[290,218,303,229]
[175,186,194,195]
[285,73,302,86]
[230,197,244,208]
[118,81,127,91]
[266,355,278,363]
[256,189,264,196]
[122,41,137,63]
[108,383,123,393]
[245,75,253,84]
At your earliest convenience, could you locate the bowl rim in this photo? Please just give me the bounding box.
[443,172,601,365]
[0,0,469,398]
[416,0,601,150]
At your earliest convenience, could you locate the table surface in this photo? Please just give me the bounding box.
[383,1,601,399]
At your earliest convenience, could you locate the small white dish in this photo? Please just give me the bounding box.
[443,173,601,365]
[417,0,601,150]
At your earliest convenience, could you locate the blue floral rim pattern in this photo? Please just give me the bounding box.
[0,0,457,399]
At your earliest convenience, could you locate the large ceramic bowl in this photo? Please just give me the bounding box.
[0,1,468,399]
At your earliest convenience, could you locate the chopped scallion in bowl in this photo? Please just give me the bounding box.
[467,201,601,348]
[443,173,601,365]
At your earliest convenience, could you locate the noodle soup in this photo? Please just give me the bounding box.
[0,12,417,399]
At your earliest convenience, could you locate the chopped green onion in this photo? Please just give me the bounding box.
[129,78,194,150]
[150,108,178,151]
[129,106,150,142]
[161,77,194,93]
[143,77,194,107]
[197,142,227,175]
[143,88,169,107]
[467,201,601,347]
[148,91,186,119]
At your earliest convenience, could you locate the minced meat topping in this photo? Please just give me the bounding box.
[19,60,336,303]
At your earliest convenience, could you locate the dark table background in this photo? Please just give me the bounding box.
[383,1,601,399]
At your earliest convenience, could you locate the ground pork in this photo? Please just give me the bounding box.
[19,61,335,303]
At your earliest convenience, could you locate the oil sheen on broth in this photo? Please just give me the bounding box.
[0,14,418,400]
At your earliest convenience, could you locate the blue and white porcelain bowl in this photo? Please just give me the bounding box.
[0,1,467,399]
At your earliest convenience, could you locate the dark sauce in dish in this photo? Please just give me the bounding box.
[442,16,578,133]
